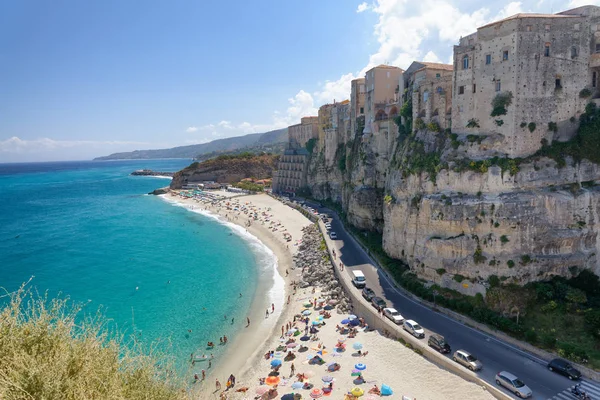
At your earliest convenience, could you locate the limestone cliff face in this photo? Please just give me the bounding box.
[306,118,600,293]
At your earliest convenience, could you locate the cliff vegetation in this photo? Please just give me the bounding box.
[170,153,279,189]
[0,287,186,400]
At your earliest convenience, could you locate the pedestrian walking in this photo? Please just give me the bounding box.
[216,379,221,390]
[272,303,275,313]
[246,317,250,327]
[290,362,296,377]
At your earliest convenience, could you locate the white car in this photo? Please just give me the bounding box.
[403,319,425,338]
[383,308,404,324]
[329,231,338,240]
[495,371,532,398]
[324,223,332,231]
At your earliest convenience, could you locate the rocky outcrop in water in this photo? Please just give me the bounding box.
[294,224,351,313]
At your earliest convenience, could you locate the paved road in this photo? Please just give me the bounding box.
[301,200,599,400]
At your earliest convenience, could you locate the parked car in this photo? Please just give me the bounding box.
[324,223,332,231]
[428,334,451,354]
[329,231,338,239]
[403,319,425,338]
[495,371,532,398]
[370,296,387,311]
[547,358,581,380]
[383,307,404,324]
[453,350,482,371]
[361,287,376,301]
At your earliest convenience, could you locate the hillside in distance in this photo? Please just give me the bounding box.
[94,128,287,160]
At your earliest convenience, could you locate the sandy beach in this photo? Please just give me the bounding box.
[164,190,497,400]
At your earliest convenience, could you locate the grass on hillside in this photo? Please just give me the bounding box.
[0,287,189,400]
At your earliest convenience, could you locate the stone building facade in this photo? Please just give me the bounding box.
[271,147,310,195]
[363,65,403,134]
[288,116,318,148]
[410,63,453,131]
[453,5,600,157]
[325,100,350,167]
[350,78,366,136]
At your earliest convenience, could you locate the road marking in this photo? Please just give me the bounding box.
[548,381,600,399]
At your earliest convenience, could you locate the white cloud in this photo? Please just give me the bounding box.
[357,2,370,12]
[423,50,441,63]
[185,126,198,133]
[314,72,357,104]
[0,136,156,154]
[569,0,600,7]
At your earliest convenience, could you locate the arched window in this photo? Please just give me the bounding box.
[436,86,443,94]
[463,55,469,70]
[423,90,429,103]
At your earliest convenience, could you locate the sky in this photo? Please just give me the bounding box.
[0,0,597,162]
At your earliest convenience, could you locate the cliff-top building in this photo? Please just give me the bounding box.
[401,62,454,132]
[288,116,318,148]
[363,65,403,134]
[350,78,366,136]
[453,5,600,157]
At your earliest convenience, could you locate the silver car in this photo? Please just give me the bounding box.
[495,371,532,398]
[453,350,482,371]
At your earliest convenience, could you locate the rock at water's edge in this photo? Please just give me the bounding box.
[149,187,170,195]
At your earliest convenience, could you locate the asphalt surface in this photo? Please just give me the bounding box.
[300,200,600,400]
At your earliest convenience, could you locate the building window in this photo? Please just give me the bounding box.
[593,72,597,88]
[468,38,474,45]
[485,54,491,65]
[360,107,364,114]
[571,46,578,58]
[526,25,532,32]
[473,84,477,93]
[574,23,580,31]
[387,71,390,78]
[495,81,501,92]
[436,86,443,94]
[423,91,429,102]
[596,43,600,53]
[555,78,562,89]
[544,43,550,57]
[503,50,509,61]
[459,86,465,95]
[463,55,469,69]
[545,24,550,31]
[435,73,441,78]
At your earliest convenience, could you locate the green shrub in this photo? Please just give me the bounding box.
[580,88,592,98]
[507,260,515,268]
[466,118,480,128]
[528,122,536,132]
[384,195,392,205]
[305,138,317,154]
[524,329,538,344]
[500,235,509,244]
[426,121,441,132]
[494,222,500,228]
[436,268,446,275]
[540,332,557,349]
[454,274,465,283]
[491,92,513,117]
[520,122,527,128]
[414,118,426,130]
[473,245,487,264]
[488,275,500,288]
[520,255,532,265]
[494,119,504,126]
[548,122,558,132]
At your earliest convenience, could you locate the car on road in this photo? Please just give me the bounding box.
[352,270,366,289]
[428,334,451,354]
[403,319,425,338]
[361,287,376,301]
[453,350,482,371]
[324,223,332,231]
[370,296,387,311]
[547,358,581,380]
[383,307,404,324]
[495,371,532,398]
[329,231,337,239]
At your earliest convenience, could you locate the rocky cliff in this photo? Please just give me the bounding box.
[305,106,600,294]
[170,153,279,189]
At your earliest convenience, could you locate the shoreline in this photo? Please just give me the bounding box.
[159,191,311,395]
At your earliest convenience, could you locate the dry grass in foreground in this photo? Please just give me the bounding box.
[0,287,192,400]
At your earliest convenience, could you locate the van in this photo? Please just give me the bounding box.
[403,319,425,338]
[352,270,366,288]
[428,334,451,353]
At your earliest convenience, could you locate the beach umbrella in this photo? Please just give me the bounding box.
[294,330,301,336]
[312,321,320,325]
[302,310,312,316]
[381,384,393,396]
[317,349,328,355]
[341,319,350,325]
[321,375,334,383]
[317,315,324,320]
[317,298,326,303]
[287,329,297,335]
[300,335,310,341]
[352,342,363,350]
[265,376,281,386]
[310,388,323,398]
[348,315,357,320]
[281,394,296,400]
[351,369,361,377]
[270,359,282,367]
[255,385,270,395]
[355,363,366,370]
[327,362,340,372]
[351,387,365,397]
[273,351,284,358]
[287,342,298,348]
[291,381,304,389]
[328,299,338,305]
[303,301,313,307]
[350,319,361,327]
[324,305,334,310]
[337,338,346,343]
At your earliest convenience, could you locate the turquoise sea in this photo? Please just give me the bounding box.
[0,159,272,374]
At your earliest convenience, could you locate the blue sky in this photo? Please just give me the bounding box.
[0,0,594,161]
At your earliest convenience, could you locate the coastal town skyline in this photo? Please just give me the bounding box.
[1,0,595,162]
